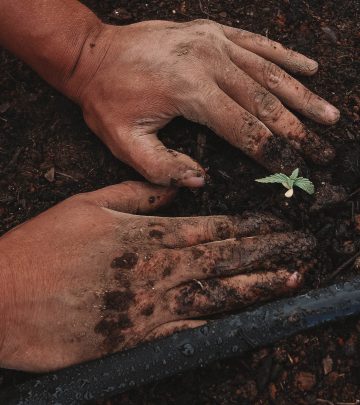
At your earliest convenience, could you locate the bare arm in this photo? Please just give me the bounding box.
[0,1,105,100]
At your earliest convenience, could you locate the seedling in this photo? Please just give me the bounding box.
[255,168,315,198]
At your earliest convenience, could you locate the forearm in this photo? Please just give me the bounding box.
[0,0,107,101]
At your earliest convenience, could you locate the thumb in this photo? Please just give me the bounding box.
[110,128,206,188]
[83,181,176,214]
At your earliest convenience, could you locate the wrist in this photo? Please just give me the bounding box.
[61,23,116,104]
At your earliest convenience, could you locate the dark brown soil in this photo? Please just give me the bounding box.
[1,1,359,404]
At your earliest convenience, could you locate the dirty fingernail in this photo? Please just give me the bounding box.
[325,104,340,123]
[286,272,302,288]
[181,170,205,188]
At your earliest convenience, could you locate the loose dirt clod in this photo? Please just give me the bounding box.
[295,371,316,391]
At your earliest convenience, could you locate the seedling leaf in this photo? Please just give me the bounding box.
[290,168,299,180]
[294,177,315,195]
[255,173,289,184]
[255,168,315,198]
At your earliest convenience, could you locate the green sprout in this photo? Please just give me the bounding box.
[255,168,315,198]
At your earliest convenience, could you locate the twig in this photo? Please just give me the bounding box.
[326,250,360,281]
[56,171,78,182]
[196,132,207,161]
[337,402,360,405]
[199,0,214,18]
[316,399,334,405]
[348,187,360,199]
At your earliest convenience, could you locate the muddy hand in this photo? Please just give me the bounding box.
[66,20,340,185]
[0,182,316,372]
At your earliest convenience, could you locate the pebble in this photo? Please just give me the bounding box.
[110,7,132,21]
[44,167,55,183]
[322,355,333,375]
[294,371,316,391]
[321,26,338,43]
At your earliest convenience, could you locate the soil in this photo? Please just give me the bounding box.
[0,0,359,404]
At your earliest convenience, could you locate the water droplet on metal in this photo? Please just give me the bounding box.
[232,345,239,353]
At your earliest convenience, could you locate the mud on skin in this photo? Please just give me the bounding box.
[111,252,139,269]
[173,276,290,316]
[94,314,133,352]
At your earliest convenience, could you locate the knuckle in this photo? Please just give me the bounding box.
[207,218,232,240]
[301,88,315,108]
[229,113,268,151]
[255,90,283,121]
[263,61,285,90]
[192,37,221,60]
[253,33,271,48]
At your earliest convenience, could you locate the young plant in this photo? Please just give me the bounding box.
[255,168,315,198]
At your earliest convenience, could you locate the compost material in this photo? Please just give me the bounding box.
[0,0,359,404]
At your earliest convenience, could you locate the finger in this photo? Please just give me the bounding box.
[143,320,206,342]
[110,128,205,188]
[226,42,340,125]
[222,25,319,76]
[146,232,316,284]
[166,267,306,317]
[81,181,176,214]
[216,60,335,164]
[193,84,307,174]
[145,212,290,248]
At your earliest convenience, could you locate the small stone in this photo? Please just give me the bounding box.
[269,383,277,400]
[321,26,338,43]
[327,371,343,384]
[219,11,227,18]
[44,167,55,183]
[294,371,316,391]
[322,355,333,375]
[110,7,132,21]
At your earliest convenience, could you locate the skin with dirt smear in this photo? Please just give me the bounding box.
[0,1,340,186]
[0,181,316,372]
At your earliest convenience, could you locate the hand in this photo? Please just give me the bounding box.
[69,19,340,187]
[0,181,316,372]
